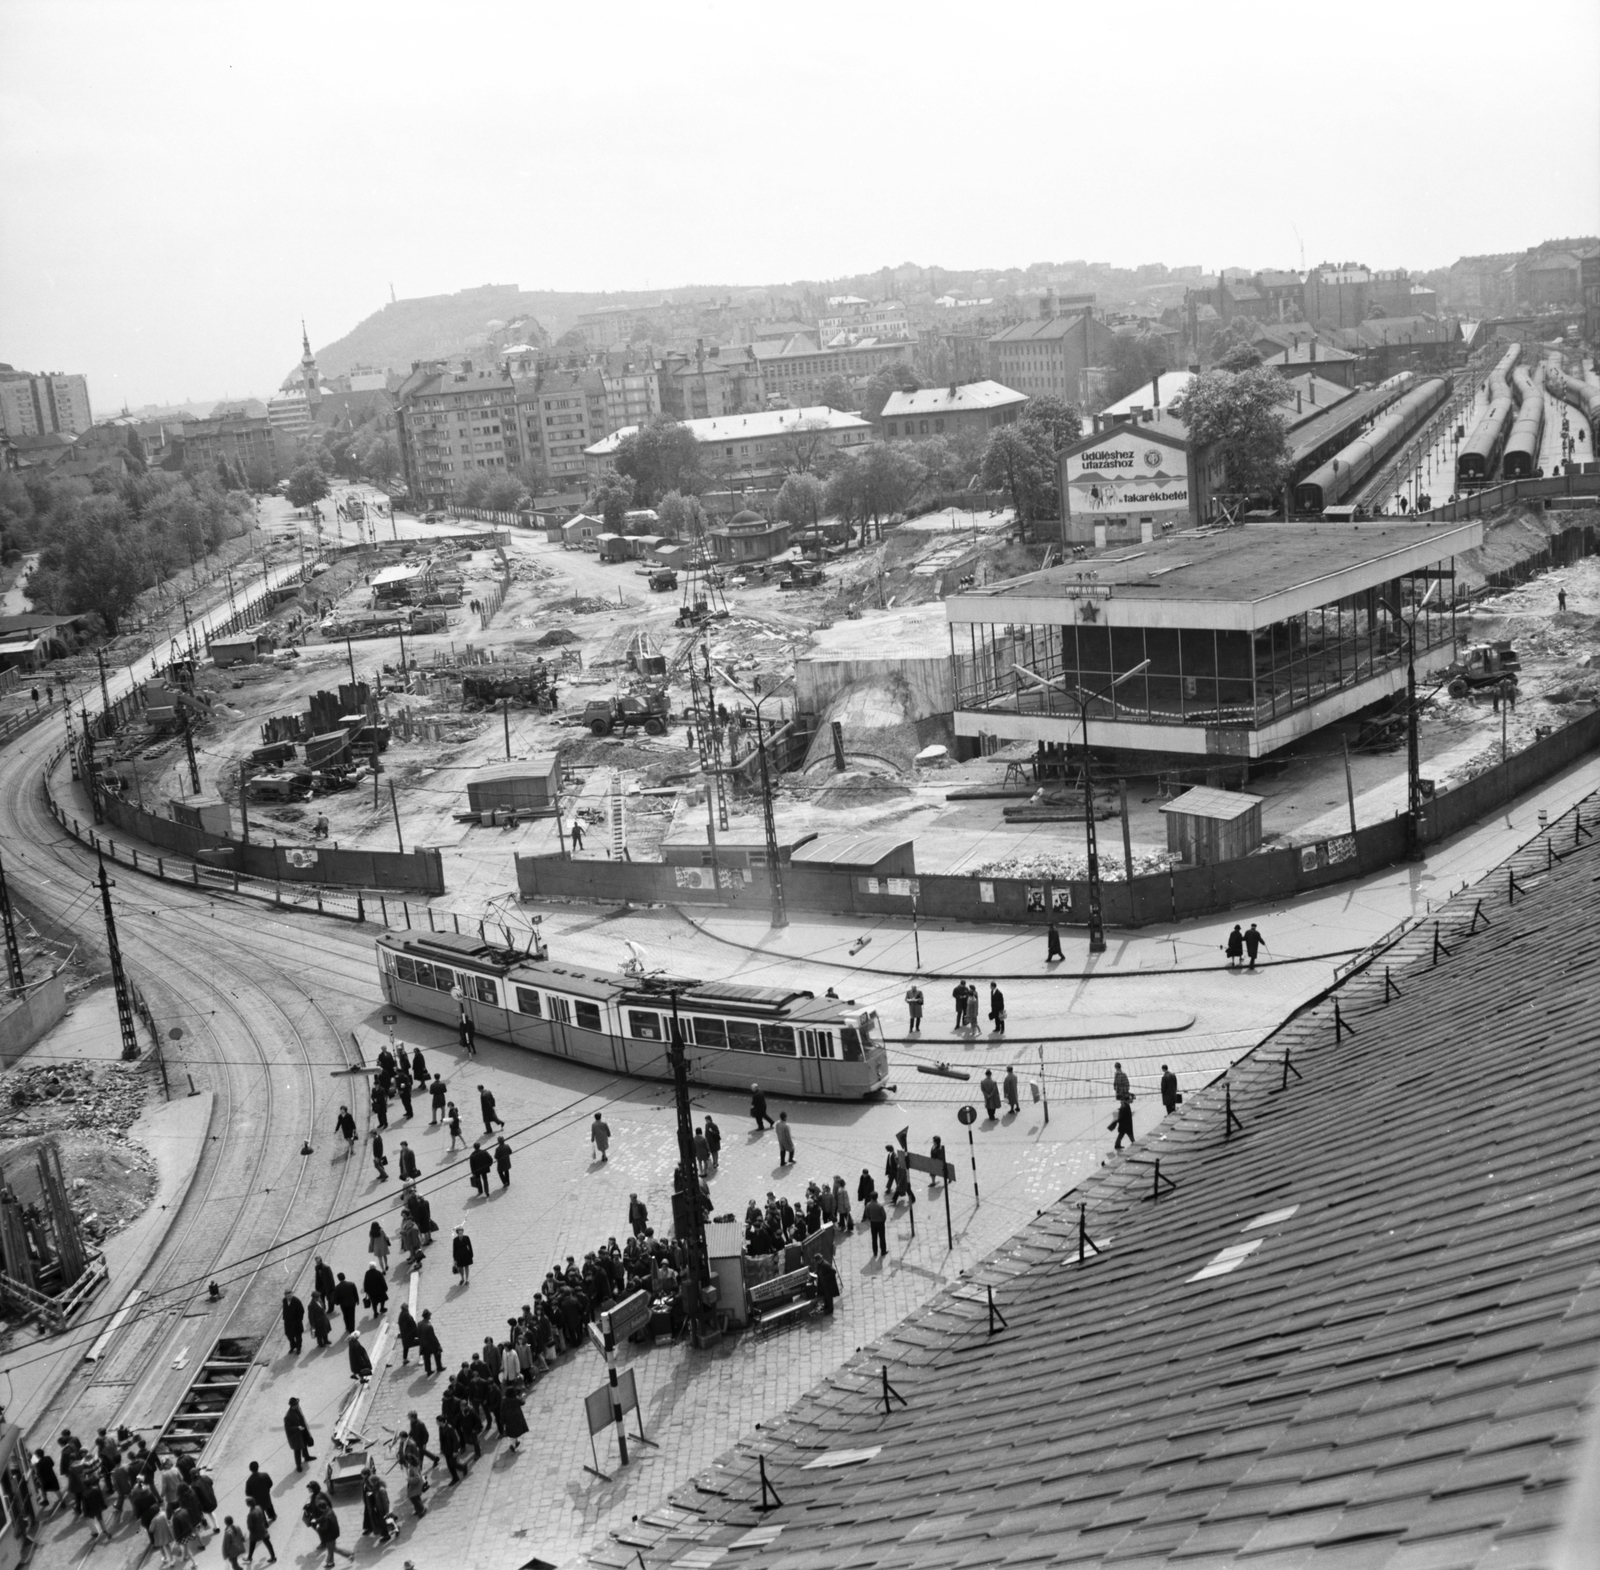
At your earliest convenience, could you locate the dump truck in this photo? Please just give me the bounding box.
[581,693,670,737]
[1443,641,1520,698]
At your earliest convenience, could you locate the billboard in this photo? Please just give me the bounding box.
[1065,432,1190,516]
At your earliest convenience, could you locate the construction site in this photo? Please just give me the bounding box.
[59,480,1600,911]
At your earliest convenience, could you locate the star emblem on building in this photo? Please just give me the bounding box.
[1077,600,1101,623]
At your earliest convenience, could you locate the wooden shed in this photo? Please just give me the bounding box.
[1159,786,1264,866]
[790,832,915,877]
[466,755,561,816]
[208,633,272,667]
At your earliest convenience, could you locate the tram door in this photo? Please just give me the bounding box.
[798,1029,831,1096]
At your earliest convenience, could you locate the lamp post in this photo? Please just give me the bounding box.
[1386,579,1440,862]
[715,668,788,930]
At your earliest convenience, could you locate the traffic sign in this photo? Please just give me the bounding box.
[603,1290,651,1343]
[906,1152,955,1181]
[957,1105,977,1126]
[381,1013,397,1026]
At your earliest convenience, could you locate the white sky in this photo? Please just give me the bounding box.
[2,0,1597,409]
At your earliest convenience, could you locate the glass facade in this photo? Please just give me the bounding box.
[953,573,1457,734]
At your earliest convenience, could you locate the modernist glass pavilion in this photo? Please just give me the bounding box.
[946,521,1483,760]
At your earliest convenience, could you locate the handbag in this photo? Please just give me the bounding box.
[1107,1116,1118,1132]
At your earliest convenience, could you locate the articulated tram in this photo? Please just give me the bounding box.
[375,931,890,1100]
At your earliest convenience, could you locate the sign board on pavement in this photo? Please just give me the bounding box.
[583,1368,639,1436]
[906,1152,956,1181]
[603,1290,651,1342]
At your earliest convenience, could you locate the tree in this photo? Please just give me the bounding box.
[777,417,834,475]
[1171,367,1292,501]
[1020,393,1082,454]
[612,420,705,505]
[1208,317,1260,371]
[1101,331,1169,407]
[593,476,632,531]
[981,423,1055,536]
[862,359,922,421]
[815,374,856,412]
[483,476,524,512]
[827,443,923,538]
[775,473,826,530]
[656,489,706,543]
[361,435,400,486]
[285,464,329,509]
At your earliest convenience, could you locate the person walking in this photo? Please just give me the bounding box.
[347,1336,372,1386]
[307,1293,332,1349]
[864,1192,888,1258]
[750,1083,772,1130]
[1243,922,1265,970]
[243,1461,275,1527]
[397,1141,419,1181]
[406,1412,440,1468]
[1113,1096,1135,1152]
[80,1471,108,1541]
[951,979,970,1030]
[367,1222,390,1274]
[283,1400,314,1471]
[905,983,923,1033]
[988,983,1006,1036]
[833,1175,854,1234]
[1161,1064,1180,1114]
[403,1461,428,1521]
[499,1383,528,1453]
[775,1111,795,1167]
[395,1073,413,1120]
[628,1193,649,1237]
[429,1075,447,1124]
[396,1303,419,1366]
[333,1273,359,1335]
[362,1259,388,1317]
[452,1225,474,1285]
[964,983,981,1033]
[411,1047,428,1088]
[478,1085,504,1134]
[281,1292,305,1354]
[494,1135,512,1187]
[570,819,584,852]
[447,1102,464,1150]
[418,1310,443,1375]
[370,1130,388,1181]
[334,1106,356,1155]
[1225,924,1244,969]
[459,1009,476,1058]
[468,1141,492,1196]
[1113,1062,1131,1103]
[1046,920,1064,963]
[704,1114,721,1169]
[980,1068,1001,1120]
[1557,587,1567,611]
[590,1112,611,1162]
[436,1414,464,1485]
[1002,1065,1020,1115]
[693,1123,712,1175]
[220,1515,248,1569]
[928,1135,949,1192]
[245,1500,276,1564]
[815,1255,840,1315]
[312,1497,354,1565]
[370,1081,388,1130]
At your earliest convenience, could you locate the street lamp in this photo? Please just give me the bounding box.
[1012,655,1149,954]
[1384,579,1441,862]
[714,667,789,930]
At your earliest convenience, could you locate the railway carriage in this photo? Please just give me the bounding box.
[1456,344,1521,487]
[376,931,890,1099]
[1500,366,1545,480]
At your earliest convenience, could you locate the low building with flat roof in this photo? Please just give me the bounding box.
[878,380,1025,442]
[946,519,1482,762]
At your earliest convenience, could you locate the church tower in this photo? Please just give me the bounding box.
[300,321,322,416]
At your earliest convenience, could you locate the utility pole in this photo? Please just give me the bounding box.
[503,696,511,761]
[95,648,111,720]
[1081,718,1105,954]
[753,709,788,930]
[181,706,201,795]
[346,637,358,690]
[389,779,405,852]
[96,855,141,1061]
[662,986,717,1347]
[0,851,25,996]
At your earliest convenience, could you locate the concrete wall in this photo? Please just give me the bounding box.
[0,973,69,1069]
[795,656,953,723]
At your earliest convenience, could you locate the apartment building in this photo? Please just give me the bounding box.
[988,300,1117,403]
[394,361,523,508]
[753,336,917,405]
[0,369,93,438]
[517,368,610,484]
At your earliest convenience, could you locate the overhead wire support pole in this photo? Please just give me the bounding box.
[0,851,25,996]
[97,854,141,1062]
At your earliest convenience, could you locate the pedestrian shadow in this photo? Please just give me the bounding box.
[445,1281,471,1300]
[861,1256,885,1275]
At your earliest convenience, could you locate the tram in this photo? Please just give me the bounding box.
[375,931,891,1100]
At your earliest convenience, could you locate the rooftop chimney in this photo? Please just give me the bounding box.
[1310,339,1317,362]
[1151,372,1161,407]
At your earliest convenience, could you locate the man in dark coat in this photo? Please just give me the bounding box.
[750,1083,771,1130]
[333,1273,360,1335]
[1244,922,1265,969]
[348,1337,372,1384]
[814,1255,840,1314]
[478,1085,504,1134]
[430,1075,447,1124]
[1160,1064,1179,1114]
[980,1070,1001,1120]
[411,1048,429,1087]
[283,1399,315,1470]
[417,1310,443,1375]
[397,1303,420,1364]
[1003,1066,1020,1115]
[494,1136,512,1188]
[468,1142,493,1197]
[362,1263,388,1316]
[397,1141,419,1181]
[313,1257,336,1303]
[1113,1097,1135,1151]
[952,979,970,1028]
[1046,921,1064,962]
[371,1130,388,1181]
[281,1292,305,1354]
[1225,924,1244,968]
[243,1461,275,1523]
[395,1074,413,1120]
[308,1294,332,1348]
[864,1194,888,1258]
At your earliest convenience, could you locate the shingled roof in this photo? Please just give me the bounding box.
[614,795,1600,1568]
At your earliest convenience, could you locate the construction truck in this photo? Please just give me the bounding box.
[461,668,552,711]
[1443,641,1520,699]
[582,692,671,737]
[776,561,825,591]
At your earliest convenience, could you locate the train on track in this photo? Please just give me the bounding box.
[1500,365,1546,480]
[1554,368,1600,432]
[1456,344,1522,487]
[375,930,891,1099]
[1293,377,1450,514]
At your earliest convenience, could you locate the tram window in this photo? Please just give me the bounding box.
[724,1019,762,1053]
[575,1001,603,1031]
[691,1017,726,1049]
[840,1027,864,1061]
[395,956,417,984]
[628,1010,662,1040]
[514,987,542,1017]
[418,961,450,990]
[799,1029,834,1058]
[464,976,498,1005]
[762,1023,797,1056]
[547,995,572,1024]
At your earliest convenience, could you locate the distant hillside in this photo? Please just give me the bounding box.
[312,283,725,377]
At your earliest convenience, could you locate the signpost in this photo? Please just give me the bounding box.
[906,1151,957,1248]
[580,1365,652,1480]
[957,1104,980,1204]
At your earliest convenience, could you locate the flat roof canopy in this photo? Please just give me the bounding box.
[946,520,1482,632]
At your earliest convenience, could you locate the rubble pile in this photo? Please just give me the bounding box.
[971,849,1176,882]
[1,1058,154,1138]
